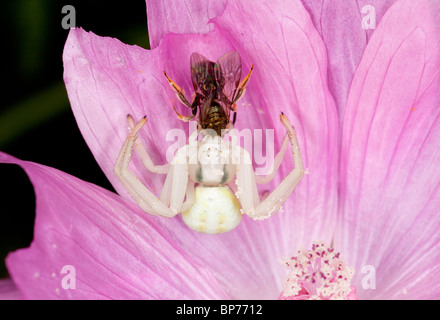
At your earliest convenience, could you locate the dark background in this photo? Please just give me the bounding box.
[0,1,150,278]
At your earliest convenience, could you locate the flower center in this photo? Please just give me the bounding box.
[279,241,358,300]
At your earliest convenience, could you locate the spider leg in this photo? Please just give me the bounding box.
[114,116,189,217]
[127,115,169,174]
[181,180,195,212]
[234,146,260,213]
[254,134,289,184]
[114,121,155,213]
[235,114,304,220]
[158,150,194,211]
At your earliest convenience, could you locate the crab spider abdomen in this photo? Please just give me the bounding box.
[182,186,242,234]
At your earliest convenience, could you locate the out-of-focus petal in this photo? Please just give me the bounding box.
[1,152,228,299]
[0,278,21,300]
[300,0,396,130]
[337,0,440,299]
[146,0,227,49]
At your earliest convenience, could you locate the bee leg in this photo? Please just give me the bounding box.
[232,65,254,105]
[232,111,237,126]
[164,71,199,121]
[173,105,196,122]
[163,71,193,109]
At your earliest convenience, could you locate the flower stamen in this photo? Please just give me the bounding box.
[279,241,358,300]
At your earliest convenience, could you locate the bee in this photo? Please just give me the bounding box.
[164,51,253,135]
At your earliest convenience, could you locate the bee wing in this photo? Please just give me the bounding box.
[215,51,242,104]
[190,52,215,92]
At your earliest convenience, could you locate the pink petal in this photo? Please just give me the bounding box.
[0,278,22,300]
[337,0,440,299]
[63,28,166,201]
[1,152,228,299]
[300,0,397,129]
[146,0,227,49]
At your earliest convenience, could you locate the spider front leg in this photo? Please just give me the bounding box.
[126,115,169,174]
[235,113,304,220]
[114,116,189,217]
[254,133,289,184]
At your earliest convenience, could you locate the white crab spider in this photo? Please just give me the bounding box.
[114,113,304,234]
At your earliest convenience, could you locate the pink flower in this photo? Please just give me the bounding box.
[0,278,21,300]
[2,0,440,299]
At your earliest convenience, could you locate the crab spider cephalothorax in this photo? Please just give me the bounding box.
[114,52,305,234]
